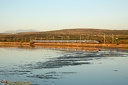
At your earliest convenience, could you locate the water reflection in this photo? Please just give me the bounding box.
[0,47,128,85]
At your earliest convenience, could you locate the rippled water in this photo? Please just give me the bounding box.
[0,47,128,85]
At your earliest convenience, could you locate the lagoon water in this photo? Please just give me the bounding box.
[0,47,128,85]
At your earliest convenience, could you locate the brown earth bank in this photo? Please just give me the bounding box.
[34,42,128,49]
[0,42,30,47]
[0,42,128,50]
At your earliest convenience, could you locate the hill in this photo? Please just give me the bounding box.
[0,28,128,44]
[42,28,128,35]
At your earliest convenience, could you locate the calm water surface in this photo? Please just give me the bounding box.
[0,47,128,85]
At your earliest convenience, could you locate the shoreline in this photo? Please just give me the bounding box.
[0,42,128,50]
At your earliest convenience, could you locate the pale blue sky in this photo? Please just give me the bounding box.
[0,0,128,32]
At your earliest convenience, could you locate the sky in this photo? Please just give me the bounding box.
[0,0,128,33]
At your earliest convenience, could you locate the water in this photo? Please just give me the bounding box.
[0,47,128,85]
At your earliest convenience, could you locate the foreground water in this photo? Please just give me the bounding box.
[0,47,128,85]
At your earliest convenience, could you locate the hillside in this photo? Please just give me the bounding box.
[0,28,128,44]
[43,29,128,35]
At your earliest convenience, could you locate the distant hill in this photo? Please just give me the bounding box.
[0,28,128,44]
[4,29,38,34]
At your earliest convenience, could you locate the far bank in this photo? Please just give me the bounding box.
[0,42,128,50]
